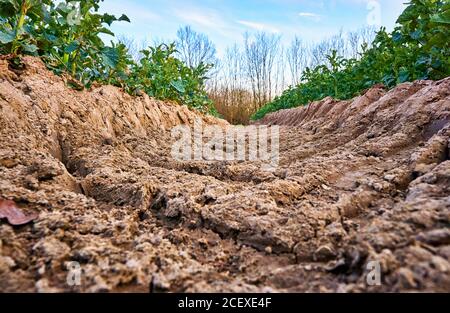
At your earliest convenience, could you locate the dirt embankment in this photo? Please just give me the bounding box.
[0,56,449,292]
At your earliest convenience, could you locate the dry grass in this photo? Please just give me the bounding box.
[209,88,259,125]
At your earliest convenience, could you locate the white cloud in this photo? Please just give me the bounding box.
[173,7,239,40]
[298,12,323,22]
[175,9,220,29]
[237,20,280,33]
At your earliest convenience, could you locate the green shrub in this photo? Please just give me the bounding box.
[0,0,131,86]
[252,0,450,120]
[0,0,216,114]
[126,43,215,113]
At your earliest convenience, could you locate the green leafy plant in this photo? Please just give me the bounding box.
[0,0,216,115]
[0,0,50,54]
[252,0,450,120]
[126,43,215,114]
[36,0,131,86]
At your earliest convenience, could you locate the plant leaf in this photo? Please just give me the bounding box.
[171,80,186,93]
[118,14,130,23]
[430,12,450,24]
[398,68,410,83]
[22,43,38,53]
[65,40,79,53]
[99,27,115,36]
[102,13,117,26]
[102,47,119,68]
[0,29,15,44]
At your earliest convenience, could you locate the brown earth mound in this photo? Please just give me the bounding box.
[0,56,449,292]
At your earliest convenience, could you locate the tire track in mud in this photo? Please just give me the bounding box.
[0,56,449,292]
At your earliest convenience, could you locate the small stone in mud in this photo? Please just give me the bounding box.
[0,157,19,168]
[134,89,144,96]
[416,229,450,246]
[313,245,337,262]
[430,256,449,272]
[89,275,111,293]
[151,274,171,292]
[36,278,60,293]
[102,137,114,145]
[265,246,273,254]
[28,161,63,181]
[0,256,16,271]
[33,238,70,261]
[325,258,347,273]
[413,163,437,177]
[150,235,162,246]
[71,249,95,264]
[163,198,184,218]
[24,175,39,190]
[37,265,45,276]
[383,174,396,182]
[275,169,289,179]
[395,268,418,289]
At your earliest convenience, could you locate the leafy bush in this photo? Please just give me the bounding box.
[0,0,216,114]
[0,0,51,54]
[126,43,215,113]
[0,0,131,85]
[252,0,450,120]
[37,0,131,87]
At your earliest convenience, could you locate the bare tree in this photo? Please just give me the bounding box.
[117,35,149,61]
[309,29,348,68]
[223,45,245,91]
[360,26,377,51]
[348,30,361,59]
[348,26,377,59]
[243,32,281,110]
[176,25,218,69]
[207,44,256,124]
[287,36,307,86]
[208,26,378,124]
[273,46,287,95]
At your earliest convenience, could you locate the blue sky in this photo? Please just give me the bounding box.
[100,0,407,55]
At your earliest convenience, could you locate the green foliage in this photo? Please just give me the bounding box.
[0,0,132,86]
[38,1,132,86]
[252,0,450,120]
[0,0,51,54]
[0,0,216,114]
[126,43,215,113]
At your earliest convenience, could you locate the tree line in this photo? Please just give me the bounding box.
[122,25,378,124]
[161,0,449,123]
[2,1,448,124]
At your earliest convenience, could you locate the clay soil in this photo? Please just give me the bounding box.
[0,56,449,292]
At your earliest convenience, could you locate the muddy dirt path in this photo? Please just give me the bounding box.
[0,57,449,292]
